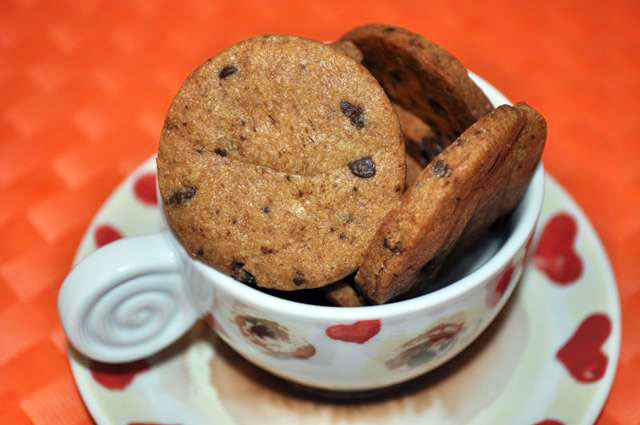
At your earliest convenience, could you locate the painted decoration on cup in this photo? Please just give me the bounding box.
[534,212,583,285]
[386,314,465,370]
[325,320,381,344]
[486,263,515,308]
[234,315,315,360]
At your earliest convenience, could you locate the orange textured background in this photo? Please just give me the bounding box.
[1,0,638,424]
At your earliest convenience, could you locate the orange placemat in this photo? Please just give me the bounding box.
[0,1,638,424]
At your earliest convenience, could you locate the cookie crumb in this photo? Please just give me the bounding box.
[260,246,274,254]
[261,206,271,214]
[348,156,376,178]
[195,248,204,257]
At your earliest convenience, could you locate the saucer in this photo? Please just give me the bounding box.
[68,158,620,425]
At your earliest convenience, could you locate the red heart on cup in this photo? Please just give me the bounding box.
[534,213,583,285]
[556,313,611,383]
[90,359,150,390]
[486,263,514,308]
[94,224,123,248]
[326,320,381,344]
[534,420,564,425]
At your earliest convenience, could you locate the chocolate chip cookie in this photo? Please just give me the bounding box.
[453,102,546,252]
[158,35,406,291]
[342,24,494,148]
[355,105,525,303]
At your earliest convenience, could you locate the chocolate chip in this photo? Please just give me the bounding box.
[261,207,270,214]
[383,237,404,254]
[394,184,402,192]
[285,175,291,181]
[297,190,304,197]
[348,156,376,178]
[195,248,204,257]
[260,246,274,254]
[219,65,238,79]
[428,98,448,118]
[214,148,227,157]
[168,185,196,205]
[329,227,336,233]
[293,271,306,286]
[432,160,449,178]
[340,100,365,129]
[231,261,257,285]
[352,186,358,192]
[383,27,396,32]
[268,114,277,126]
[339,233,347,240]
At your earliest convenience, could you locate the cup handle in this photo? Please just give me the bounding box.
[58,230,198,363]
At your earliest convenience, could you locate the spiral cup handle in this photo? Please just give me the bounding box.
[58,231,198,363]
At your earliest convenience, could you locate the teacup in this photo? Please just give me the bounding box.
[58,74,544,391]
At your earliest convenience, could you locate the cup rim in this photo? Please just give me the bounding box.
[173,72,546,320]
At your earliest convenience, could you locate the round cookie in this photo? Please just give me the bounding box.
[398,102,546,301]
[157,35,405,291]
[355,105,525,304]
[341,24,494,147]
[453,102,547,252]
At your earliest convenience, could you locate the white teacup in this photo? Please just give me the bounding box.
[58,74,544,391]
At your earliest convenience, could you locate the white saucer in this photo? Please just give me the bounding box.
[68,158,620,425]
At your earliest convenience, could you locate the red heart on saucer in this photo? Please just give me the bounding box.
[90,359,150,390]
[556,313,611,383]
[326,320,381,344]
[133,172,158,206]
[534,213,583,285]
[534,420,564,425]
